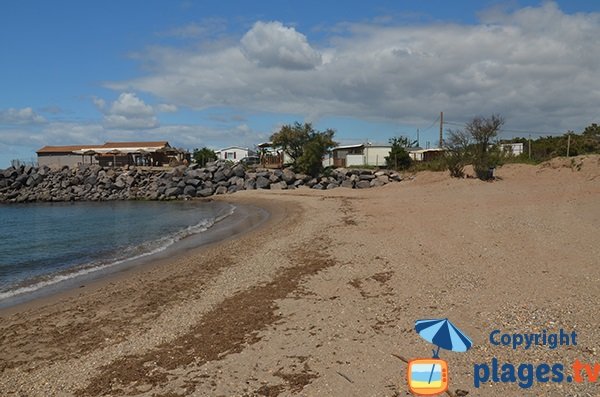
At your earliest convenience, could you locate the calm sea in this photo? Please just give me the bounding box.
[0,200,234,302]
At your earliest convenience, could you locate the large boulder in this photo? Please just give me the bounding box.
[356,180,371,189]
[270,181,287,190]
[341,179,354,188]
[282,169,296,184]
[197,187,214,197]
[256,176,270,189]
[165,187,182,197]
[232,164,245,177]
[183,185,196,197]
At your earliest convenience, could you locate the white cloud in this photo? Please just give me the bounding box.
[156,103,178,113]
[240,21,322,70]
[95,92,159,129]
[108,4,600,134]
[0,107,46,124]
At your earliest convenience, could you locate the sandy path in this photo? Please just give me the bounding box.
[1,155,599,396]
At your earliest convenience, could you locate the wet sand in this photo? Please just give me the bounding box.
[1,155,599,396]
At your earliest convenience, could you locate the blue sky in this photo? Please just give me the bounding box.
[1,1,599,167]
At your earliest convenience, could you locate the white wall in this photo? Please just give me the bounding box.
[364,147,390,166]
[217,148,248,162]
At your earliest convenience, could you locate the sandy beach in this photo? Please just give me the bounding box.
[1,156,599,396]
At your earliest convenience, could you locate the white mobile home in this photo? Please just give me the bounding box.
[215,146,249,162]
[330,144,391,168]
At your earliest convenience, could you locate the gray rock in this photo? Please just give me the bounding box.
[227,185,241,193]
[256,176,270,189]
[269,173,280,183]
[370,179,385,188]
[183,185,196,197]
[341,180,354,188]
[213,170,226,182]
[197,187,214,197]
[165,187,182,197]
[270,181,287,190]
[232,164,245,177]
[282,169,296,184]
[244,179,256,190]
[312,183,324,190]
[356,180,371,189]
[359,174,376,181]
[186,178,201,187]
[214,186,228,195]
[84,175,97,186]
[326,183,338,189]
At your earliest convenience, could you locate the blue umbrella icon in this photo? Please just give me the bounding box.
[415,318,473,384]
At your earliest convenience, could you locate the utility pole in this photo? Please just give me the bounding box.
[416,128,420,147]
[566,133,571,157]
[439,111,444,148]
[528,134,532,160]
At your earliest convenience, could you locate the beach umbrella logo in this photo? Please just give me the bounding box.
[407,318,473,396]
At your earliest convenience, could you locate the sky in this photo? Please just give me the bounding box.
[1,0,600,167]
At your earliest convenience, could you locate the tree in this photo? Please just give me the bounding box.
[385,136,416,170]
[270,122,337,176]
[192,147,217,166]
[468,115,504,179]
[444,129,472,178]
[271,122,313,163]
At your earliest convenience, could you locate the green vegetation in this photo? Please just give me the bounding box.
[445,114,504,180]
[500,123,600,163]
[192,147,217,167]
[270,122,337,176]
[385,136,417,170]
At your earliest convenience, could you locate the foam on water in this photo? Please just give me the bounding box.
[0,201,236,302]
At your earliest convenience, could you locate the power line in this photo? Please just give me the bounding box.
[419,115,440,132]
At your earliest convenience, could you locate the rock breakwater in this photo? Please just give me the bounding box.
[0,161,403,203]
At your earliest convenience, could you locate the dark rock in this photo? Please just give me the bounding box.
[213,170,226,183]
[232,164,245,177]
[186,178,201,187]
[282,169,296,184]
[165,187,182,197]
[228,185,241,193]
[356,180,371,189]
[197,187,214,197]
[244,179,256,190]
[256,176,270,189]
[183,185,196,197]
[359,174,376,181]
[341,180,354,188]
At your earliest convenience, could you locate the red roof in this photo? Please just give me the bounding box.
[37,141,170,154]
[36,145,99,154]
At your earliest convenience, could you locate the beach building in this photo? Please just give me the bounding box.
[408,148,446,162]
[500,142,524,156]
[257,142,294,168]
[215,146,250,162]
[328,143,392,168]
[37,141,186,168]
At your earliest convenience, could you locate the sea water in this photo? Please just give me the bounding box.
[0,200,235,303]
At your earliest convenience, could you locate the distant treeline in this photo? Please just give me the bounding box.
[501,123,600,162]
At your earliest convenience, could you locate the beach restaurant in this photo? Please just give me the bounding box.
[37,141,185,168]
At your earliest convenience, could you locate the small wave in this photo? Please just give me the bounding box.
[0,204,237,301]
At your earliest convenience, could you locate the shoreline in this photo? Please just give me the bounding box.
[0,197,273,316]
